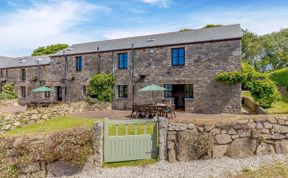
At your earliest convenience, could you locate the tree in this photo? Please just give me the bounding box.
[32,44,69,56]
[241,30,262,69]
[260,29,288,70]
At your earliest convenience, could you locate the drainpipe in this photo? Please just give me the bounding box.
[112,51,115,110]
[97,47,100,74]
[37,60,41,86]
[63,50,67,103]
[131,43,136,108]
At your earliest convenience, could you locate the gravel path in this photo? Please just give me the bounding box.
[69,154,287,178]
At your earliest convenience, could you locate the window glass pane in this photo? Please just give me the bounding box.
[118,85,128,98]
[172,58,178,65]
[185,84,194,98]
[179,48,185,57]
[118,53,128,69]
[76,57,83,71]
[164,84,172,98]
[172,49,178,57]
[179,56,185,65]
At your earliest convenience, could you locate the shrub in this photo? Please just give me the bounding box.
[215,63,280,108]
[87,74,115,102]
[269,68,288,90]
[250,80,280,108]
[0,83,17,100]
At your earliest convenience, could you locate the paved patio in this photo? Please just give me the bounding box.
[0,105,26,114]
[69,109,250,124]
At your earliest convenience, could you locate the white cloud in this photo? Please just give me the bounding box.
[186,8,288,35]
[140,0,171,8]
[0,0,110,57]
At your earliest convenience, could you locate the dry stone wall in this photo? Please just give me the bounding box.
[161,116,288,162]
[0,127,98,178]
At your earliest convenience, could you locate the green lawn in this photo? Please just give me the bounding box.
[3,116,155,137]
[241,90,254,101]
[3,116,97,136]
[266,96,288,114]
[241,91,288,114]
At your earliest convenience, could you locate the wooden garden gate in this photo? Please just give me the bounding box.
[104,118,158,163]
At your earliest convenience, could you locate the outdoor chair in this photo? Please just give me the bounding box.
[147,105,159,119]
[163,104,176,119]
[136,105,147,118]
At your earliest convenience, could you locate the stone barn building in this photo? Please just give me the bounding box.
[0,24,242,114]
[50,24,242,114]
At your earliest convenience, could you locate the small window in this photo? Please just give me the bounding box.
[21,86,26,98]
[6,70,8,78]
[20,69,26,81]
[185,84,194,98]
[82,85,87,97]
[172,48,185,66]
[118,53,128,69]
[163,84,172,98]
[118,85,128,98]
[76,56,83,71]
[44,86,50,99]
[0,71,3,78]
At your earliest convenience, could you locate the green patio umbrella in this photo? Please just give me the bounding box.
[139,84,168,100]
[32,86,55,93]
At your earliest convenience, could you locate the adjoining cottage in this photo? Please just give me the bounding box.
[0,24,243,114]
[0,56,51,105]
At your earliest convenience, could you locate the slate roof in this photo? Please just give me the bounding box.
[0,56,14,68]
[54,24,242,56]
[0,56,50,69]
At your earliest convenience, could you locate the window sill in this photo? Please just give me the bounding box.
[116,98,128,100]
[185,98,194,101]
[170,65,185,68]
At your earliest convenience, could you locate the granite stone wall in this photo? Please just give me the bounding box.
[0,124,103,178]
[48,39,242,114]
[160,116,288,162]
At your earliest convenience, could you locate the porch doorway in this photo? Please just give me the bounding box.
[172,84,185,110]
[56,86,62,101]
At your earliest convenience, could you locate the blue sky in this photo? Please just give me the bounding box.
[0,0,288,57]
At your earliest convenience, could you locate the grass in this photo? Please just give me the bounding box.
[3,116,155,137]
[3,116,97,136]
[104,158,158,168]
[241,90,254,101]
[241,91,288,114]
[233,161,288,178]
[266,96,288,114]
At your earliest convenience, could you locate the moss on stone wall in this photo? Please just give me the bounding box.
[0,127,94,178]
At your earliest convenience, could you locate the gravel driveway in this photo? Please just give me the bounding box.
[68,154,287,178]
